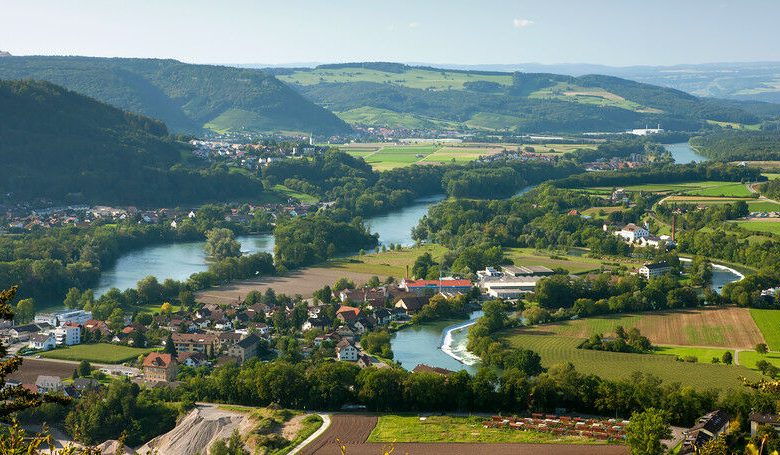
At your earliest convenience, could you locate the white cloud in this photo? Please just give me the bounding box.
[513,18,534,29]
[408,22,420,29]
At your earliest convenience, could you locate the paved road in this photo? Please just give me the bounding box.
[288,414,331,455]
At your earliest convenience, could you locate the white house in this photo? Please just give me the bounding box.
[615,223,650,242]
[638,261,673,279]
[35,375,63,394]
[336,339,359,361]
[29,333,56,351]
[54,323,81,346]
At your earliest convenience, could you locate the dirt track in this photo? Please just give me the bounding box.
[196,267,376,305]
[300,415,627,455]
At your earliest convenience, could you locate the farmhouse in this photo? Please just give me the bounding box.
[226,334,260,363]
[638,261,673,279]
[680,410,729,454]
[143,352,178,383]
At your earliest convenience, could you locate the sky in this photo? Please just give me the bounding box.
[2,0,779,67]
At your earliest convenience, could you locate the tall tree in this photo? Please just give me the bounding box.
[205,228,242,260]
[625,408,672,455]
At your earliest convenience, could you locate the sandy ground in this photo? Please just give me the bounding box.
[137,404,253,455]
[300,414,628,455]
[196,267,376,304]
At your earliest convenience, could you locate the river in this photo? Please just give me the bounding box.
[665,142,709,164]
[391,262,744,373]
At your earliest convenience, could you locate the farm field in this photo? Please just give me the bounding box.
[581,206,625,219]
[517,307,764,348]
[524,143,598,154]
[278,67,513,90]
[763,173,780,180]
[734,220,780,235]
[39,343,157,364]
[339,143,507,170]
[420,146,504,163]
[9,359,77,384]
[501,331,758,389]
[337,106,459,130]
[300,414,625,455]
[591,181,752,197]
[750,309,780,350]
[505,248,642,274]
[528,83,656,113]
[325,244,448,277]
[367,415,608,445]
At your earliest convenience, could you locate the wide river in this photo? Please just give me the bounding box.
[666,142,708,164]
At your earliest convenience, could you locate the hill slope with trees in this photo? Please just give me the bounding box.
[273,62,761,133]
[0,79,265,205]
[0,56,351,135]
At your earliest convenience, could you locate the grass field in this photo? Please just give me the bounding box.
[272,184,320,204]
[763,173,780,180]
[734,220,780,235]
[748,201,780,212]
[465,112,524,131]
[337,106,459,130]
[592,181,752,197]
[528,83,655,113]
[505,248,642,274]
[654,345,735,363]
[325,244,448,277]
[420,146,504,163]
[39,343,157,364]
[367,415,607,445]
[750,309,780,350]
[342,144,504,170]
[501,331,758,389]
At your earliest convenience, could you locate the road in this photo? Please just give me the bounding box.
[288,414,331,455]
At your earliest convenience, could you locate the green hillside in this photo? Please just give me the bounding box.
[273,62,760,132]
[0,79,266,205]
[0,56,351,135]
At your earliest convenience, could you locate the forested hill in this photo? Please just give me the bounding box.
[273,62,762,133]
[0,79,265,205]
[0,56,351,135]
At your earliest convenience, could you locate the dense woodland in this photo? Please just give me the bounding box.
[0,80,266,205]
[691,129,780,161]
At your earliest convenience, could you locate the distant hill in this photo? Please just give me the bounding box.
[273,62,763,132]
[0,79,266,205]
[0,56,351,135]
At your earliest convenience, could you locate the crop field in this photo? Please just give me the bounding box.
[39,343,157,364]
[748,201,780,211]
[501,331,758,389]
[325,244,448,277]
[528,83,659,113]
[367,415,607,445]
[518,307,764,348]
[465,112,524,130]
[340,144,504,170]
[763,173,780,180]
[278,67,513,90]
[337,106,459,129]
[750,309,780,350]
[734,220,780,235]
[505,248,642,274]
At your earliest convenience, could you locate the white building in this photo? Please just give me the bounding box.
[29,333,56,351]
[336,339,359,361]
[481,276,544,299]
[638,261,673,279]
[615,223,650,242]
[34,309,92,327]
[53,323,81,346]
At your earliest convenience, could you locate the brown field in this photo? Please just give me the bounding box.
[521,307,764,348]
[9,359,76,384]
[661,196,751,203]
[197,267,377,305]
[301,415,626,455]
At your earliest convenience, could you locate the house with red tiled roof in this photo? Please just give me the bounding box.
[143,353,178,383]
[336,305,361,323]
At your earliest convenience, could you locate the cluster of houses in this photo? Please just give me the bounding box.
[2,310,92,351]
[189,137,323,170]
[6,376,102,399]
[583,155,646,172]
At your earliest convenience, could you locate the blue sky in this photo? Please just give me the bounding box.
[2,0,779,66]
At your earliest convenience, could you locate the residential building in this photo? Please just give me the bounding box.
[680,410,729,454]
[29,333,56,351]
[336,339,359,361]
[176,352,209,368]
[638,261,673,279]
[10,323,49,342]
[143,353,178,383]
[171,333,218,356]
[35,375,63,394]
[749,412,780,436]
[54,323,81,346]
[336,305,361,323]
[399,279,472,296]
[227,334,260,363]
[394,296,430,315]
